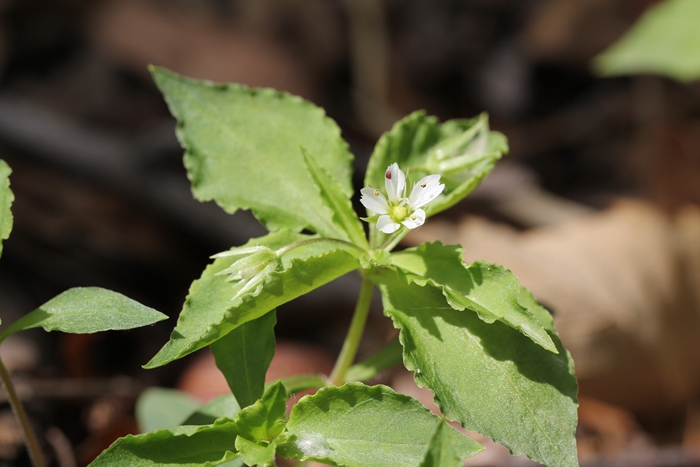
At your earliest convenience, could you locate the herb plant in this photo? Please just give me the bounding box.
[0,65,579,467]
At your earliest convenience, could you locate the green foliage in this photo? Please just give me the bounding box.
[136,388,201,433]
[376,271,578,467]
[4,67,579,467]
[365,111,507,219]
[0,287,167,342]
[182,395,241,426]
[419,420,463,467]
[0,160,13,259]
[391,241,557,353]
[278,383,483,467]
[145,230,361,368]
[593,0,700,82]
[150,66,356,240]
[212,312,277,409]
[234,382,287,465]
[89,420,240,467]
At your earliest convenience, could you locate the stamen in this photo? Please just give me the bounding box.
[374,189,379,196]
[411,214,417,220]
[420,182,426,188]
[385,170,391,179]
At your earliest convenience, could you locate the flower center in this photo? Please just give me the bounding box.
[389,203,410,223]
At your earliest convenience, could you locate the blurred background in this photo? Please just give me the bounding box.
[1,0,700,465]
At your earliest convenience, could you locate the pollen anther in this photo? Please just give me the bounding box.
[420,182,427,187]
[374,189,379,196]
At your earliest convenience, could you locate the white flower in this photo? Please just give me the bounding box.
[212,246,281,299]
[360,163,445,234]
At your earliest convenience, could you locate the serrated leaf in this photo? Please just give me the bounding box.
[88,419,239,467]
[151,66,355,239]
[182,395,241,426]
[301,147,367,248]
[146,230,360,368]
[374,271,578,467]
[592,0,700,83]
[419,419,462,467]
[278,383,483,467]
[364,111,507,219]
[391,242,557,353]
[235,436,276,465]
[0,160,13,259]
[136,388,201,433]
[235,381,287,442]
[0,287,167,342]
[212,311,276,409]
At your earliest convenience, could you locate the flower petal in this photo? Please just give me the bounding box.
[401,209,426,230]
[408,174,445,208]
[384,163,406,203]
[360,187,390,214]
[377,215,401,233]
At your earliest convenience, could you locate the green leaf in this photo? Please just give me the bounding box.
[391,242,557,353]
[136,388,201,433]
[278,383,483,467]
[88,419,239,467]
[0,160,13,259]
[344,337,403,382]
[592,0,700,83]
[145,230,360,368]
[0,287,167,342]
[182,395,241,426]
[235,381,287,465]
[235,436,276,466]
[151,66,355,240]
[374,271,578,467]
[419,419,463,467]
[300,146,367,248]
[365,111,507,218]
[273,374,327,395]
[235,381,287,442]
[211,311,276,409]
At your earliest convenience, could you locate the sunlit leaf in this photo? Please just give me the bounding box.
[151,66,355,240]
[88,419,239,467]
[278,383,483,467]
[391,241,556,352]
[375,270,578,467]
[593,0,700,82]
[0,288,167,342]
[145,230,360,368]
[0,160,13,259]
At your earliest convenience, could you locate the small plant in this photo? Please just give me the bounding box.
[0,66,579,467]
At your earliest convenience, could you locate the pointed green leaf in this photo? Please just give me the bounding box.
[391,242,557,353]
[0,160,13,259]
[235,436,276,465]
[88,419,239,467]
[374,271,578,467]
[151,66,355,240]
[419,419,463,467]
[182,395,241,426]
[0,287,167,342]
[592,0,700,83]
[300,146,367,248]
[136,388,201,433]
[211,311,276,409]
[364,111,507,218]
[146,230,360,368]
[235,381,287,442]
[278,383,483,467]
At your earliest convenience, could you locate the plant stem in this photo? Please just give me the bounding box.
[0,357,45,467]
[329,276,375,385]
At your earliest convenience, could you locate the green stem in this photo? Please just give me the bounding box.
[0,357,45,467]
[330,276,375,385]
